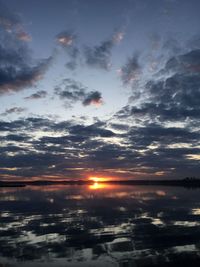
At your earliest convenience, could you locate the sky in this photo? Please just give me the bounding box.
[0,0,200,181]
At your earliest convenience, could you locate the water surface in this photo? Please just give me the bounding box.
[0,184,200,267]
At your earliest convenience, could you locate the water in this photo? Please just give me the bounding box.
[0,184,200,267]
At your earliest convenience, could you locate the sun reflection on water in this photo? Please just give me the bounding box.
[89,182,109,190]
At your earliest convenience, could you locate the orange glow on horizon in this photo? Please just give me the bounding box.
[88,176,110,182]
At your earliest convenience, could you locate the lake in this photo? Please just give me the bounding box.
[0,184,200,267]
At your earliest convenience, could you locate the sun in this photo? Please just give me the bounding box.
[88,176,111,190]
[88,176,108,182]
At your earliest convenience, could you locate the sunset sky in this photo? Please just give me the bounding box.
[0,0,200,181]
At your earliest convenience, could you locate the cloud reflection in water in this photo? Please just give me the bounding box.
[0,185,200,266]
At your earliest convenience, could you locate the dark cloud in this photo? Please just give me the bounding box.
[54,78,86,105]
[0,117,54,132]
[109,123,130,131]
[68,123,115,138]
[25,90,47,100]
[127,123,200,149]
[82,91,102,106]
[84,31,124,70]
[118,49,200,124]
[84,39,113,70]
[0,2,199,181]
[0,133,30,142]
[0,115,198,180]
[0,117,120,179]
[1,107,26,116]
[146,50,200,121]
[0,114,198,181]
[0,45,52,95]
[164,49,200,74]
[107,47,200,178]
[55,78,103,107]
[0,3,52,95]
[120,54,142,85]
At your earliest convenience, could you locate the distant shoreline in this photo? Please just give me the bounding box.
[0,178,200,188]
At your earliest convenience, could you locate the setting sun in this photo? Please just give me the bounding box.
[88,176,109,183]
[88,176,113,190]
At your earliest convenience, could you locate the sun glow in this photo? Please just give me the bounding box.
[88,176,112,190]
[88,176,109,182]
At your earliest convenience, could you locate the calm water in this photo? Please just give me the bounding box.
[0,184,200,267]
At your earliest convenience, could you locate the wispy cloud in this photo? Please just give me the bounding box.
[0,1,21,32]
[25,90,47,100]
[16,30,32,42]
[56,31,75,47]
[84,31,124,70]
[0,1,31,42]
[56,30,79,70]
[119,54,142,85]
[1,107,26,116]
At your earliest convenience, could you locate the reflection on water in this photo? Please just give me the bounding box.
[0,184,200,266]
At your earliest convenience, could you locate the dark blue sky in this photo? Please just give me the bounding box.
[0,0,200,180]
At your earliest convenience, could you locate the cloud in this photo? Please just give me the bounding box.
[25,90,47,100]
[165,49,200,74]
[0,115,199,180]
[120,54,142,85]
[56,31,75,47]
[54,79,86,104]
[0,1,21,32]
[108,47,200,178]
[0,31,53,94]
[127,123,200,148]
[0,3,52,95]
[16,31,32,42]
[0,133,30,142]
[0,117,118,179]
[145,50,200,122]
[162,38,181,55]
[82,91,103,106]
[1,107,26,116]
[117,49,200,125]
[0,1,31,42]
[56,29,124,71]
[0,53,52,95]
[56,30,79,70]
[55,79,103,107]
[84,39,113,70]
[84,31,124,70]
[64,46,79,70]
[112,31,124,44]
